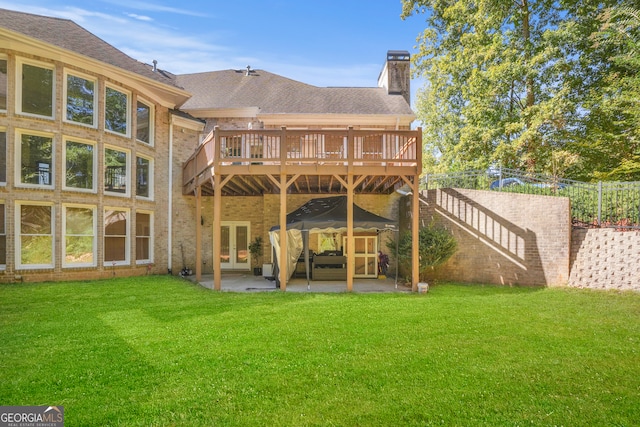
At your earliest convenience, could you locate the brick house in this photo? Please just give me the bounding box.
[0,8,422,290]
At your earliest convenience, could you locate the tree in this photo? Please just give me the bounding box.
[402,0,635,180]
[572,3,640,181]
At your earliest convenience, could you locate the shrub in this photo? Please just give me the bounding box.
[388,223,457,281]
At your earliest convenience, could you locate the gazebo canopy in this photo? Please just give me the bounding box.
[269,196,397,232]
[268,196,397,285]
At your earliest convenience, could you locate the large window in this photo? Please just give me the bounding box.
[136,99,153,144]
[0,130,6,184]
[18,59,54,118]
[0,57,7,112]
[105,86,129,135]
[17,130,53,188]
[63,205,96,267]
[135,156,152,198]
[105,208,129,265]
[65,71,96,126]
[0,202,5,268]
[136,211,152,264]
[104,147,129,195]
[17,203,54,268]
[64,139,95,191]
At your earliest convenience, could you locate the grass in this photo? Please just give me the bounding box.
[1,276,638,426]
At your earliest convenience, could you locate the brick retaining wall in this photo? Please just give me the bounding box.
[402,189,571,286]
[402,189,639,291]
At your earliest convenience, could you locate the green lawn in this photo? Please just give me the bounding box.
[1,276,638,426]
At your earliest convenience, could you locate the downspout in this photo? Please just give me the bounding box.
[168,114,174,274]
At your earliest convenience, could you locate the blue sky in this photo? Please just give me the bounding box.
[1,0,427,105]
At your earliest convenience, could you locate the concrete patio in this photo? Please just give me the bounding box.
[185,273,413,293]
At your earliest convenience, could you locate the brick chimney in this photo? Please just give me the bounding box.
[377,50,411,105]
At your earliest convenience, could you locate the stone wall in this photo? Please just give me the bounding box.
[569,228,640,291]
[402,189,571,286]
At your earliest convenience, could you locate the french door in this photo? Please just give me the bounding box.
[217,221,250,270]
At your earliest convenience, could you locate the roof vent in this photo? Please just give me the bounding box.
[245,65,251,76]
[152,59,158,72]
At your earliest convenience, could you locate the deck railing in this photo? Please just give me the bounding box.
[183,127,421,190]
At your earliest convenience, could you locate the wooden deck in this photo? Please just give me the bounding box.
[182,127,422,196]
[182,126,422,292]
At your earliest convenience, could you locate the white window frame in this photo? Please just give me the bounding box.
[15,129,55,190]
[136,97,154,145]
[0,127,6,186]
[104,207,130,266]
[16,201,55,270]
[0,200,5,270]
[0,54,7,113]
[63,136,97,193]
[62,204,97,268]
[16,57,55,120]
[63,69,98,128]
[135,210,154,265]
[135,154,153,200]
[104,84,130,137]
[104,145,130,197]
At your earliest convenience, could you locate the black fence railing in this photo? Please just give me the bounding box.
[423,168,640,230]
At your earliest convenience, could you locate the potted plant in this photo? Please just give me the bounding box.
[248,236,263,276]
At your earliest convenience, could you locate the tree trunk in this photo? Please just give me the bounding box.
[522,0,537,171]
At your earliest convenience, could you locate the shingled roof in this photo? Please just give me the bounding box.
[0,8,179,88]
[175,69,414,116]
[1,8,413,117]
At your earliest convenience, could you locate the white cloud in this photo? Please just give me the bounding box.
[126,13,153,22]
[0,3,129,26]
[101,0,209,17]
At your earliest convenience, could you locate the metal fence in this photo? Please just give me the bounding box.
[422,168,640,230]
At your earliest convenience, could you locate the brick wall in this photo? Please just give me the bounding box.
[180,194,322,274]
[569,229,640,291]
[402,189,571,286]
[189,193,400,273]
[169,120,201,275]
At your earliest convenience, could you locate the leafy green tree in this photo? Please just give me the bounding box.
[402,0,635,181]
[571,3,640,181]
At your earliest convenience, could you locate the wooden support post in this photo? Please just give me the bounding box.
[346,174,354,292]
[212,127,223,291]
[195,185,202,281]
[346,126,354,292]
[413,127,423,291]
[279,172,287,291]
[213,173,222,291]
[411,176,420,292]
